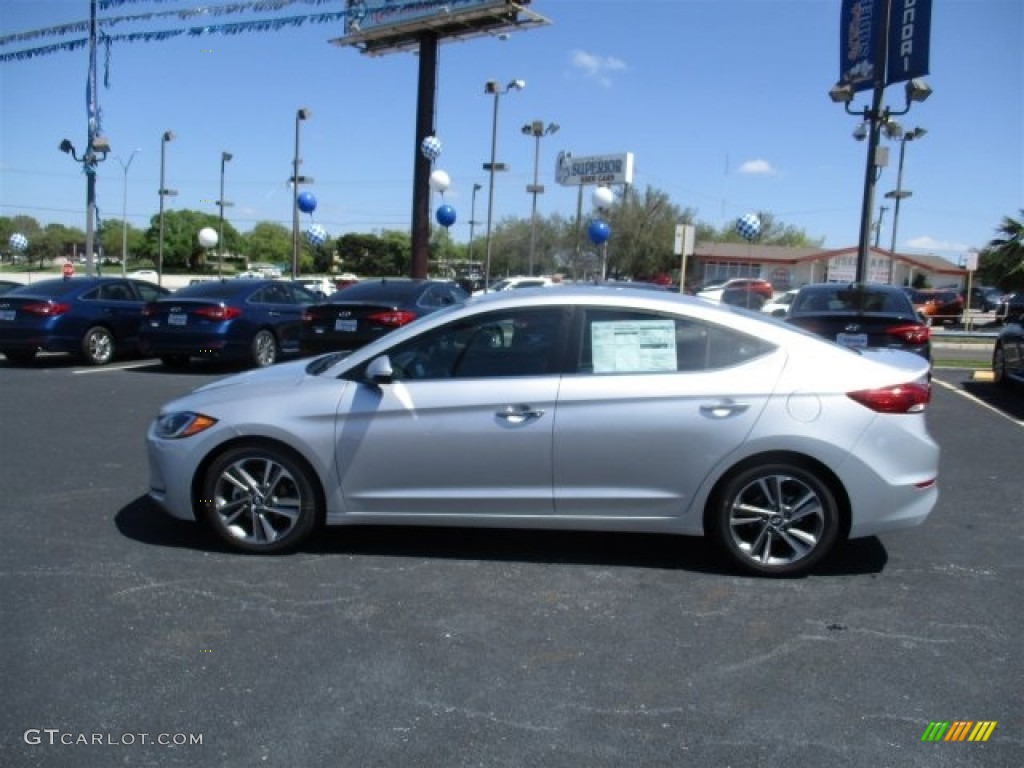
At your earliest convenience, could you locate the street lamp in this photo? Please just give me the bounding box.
[829,76,931,283]
[217,151,233,277]
[115,148,141,277]
[157,130,176,287]
[482,79,525,289]
[59,134,111,277]
[291,107,312,279]
[468,182,482,266]
[885,126,927,279]
[521,120,559,276]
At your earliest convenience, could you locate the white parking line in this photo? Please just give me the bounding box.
[931,375,1024,428]
[72,361,155,374]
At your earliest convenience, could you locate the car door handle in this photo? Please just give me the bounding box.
[496,405,546,424]
[699,400,751,419]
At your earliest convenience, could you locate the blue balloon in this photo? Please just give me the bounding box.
[435,204,457,228]
[297,191,317,214]
[587,218,611,245]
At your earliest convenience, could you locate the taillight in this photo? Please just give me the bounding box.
[142,304,157,318]
[366,310,417,328]
[847,381,931,413]
[22,301,70,317]
[887,324,930,345]
[194,306,242,321]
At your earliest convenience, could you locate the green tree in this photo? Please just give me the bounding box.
[245,222,292,267]
[141,209,241,273]
[336,230,410,277]
[978,210,1024,291]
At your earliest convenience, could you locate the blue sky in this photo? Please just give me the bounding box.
[1,0,1021,265]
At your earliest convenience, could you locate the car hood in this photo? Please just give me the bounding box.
[191,356,317,397]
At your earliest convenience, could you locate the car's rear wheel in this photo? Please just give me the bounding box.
[993,341,1008,386]
[82,326,115,365]
[251,329,278,368]
[200,443,319,554]
[710,461,840,576]
[3,349,36,364]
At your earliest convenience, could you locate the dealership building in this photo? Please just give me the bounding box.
[690,243,967,291]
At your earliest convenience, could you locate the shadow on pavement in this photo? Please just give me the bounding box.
[115,496,888,578]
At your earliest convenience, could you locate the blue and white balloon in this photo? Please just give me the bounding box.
[435,204,456,228]
[305,224,327,247]
[8,232,28,252]
[421,135,442,161]
[735,213,761,241]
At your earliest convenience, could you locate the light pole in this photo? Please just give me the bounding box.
[115,148,140,277]
[59,135,111,277]
[886,126,927,279]
[291,107,312,279]
[521,120,559,276]
[482,79,525,289]
[468,182,482,266]
[157,130,176,287]
[217,151,233,278]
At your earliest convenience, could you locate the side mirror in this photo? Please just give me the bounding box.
[365,355,394,385]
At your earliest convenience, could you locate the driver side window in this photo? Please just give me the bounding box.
[385,308,566,380]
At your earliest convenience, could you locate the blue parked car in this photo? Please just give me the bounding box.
[0,276,170,365]
[139,278,320,369]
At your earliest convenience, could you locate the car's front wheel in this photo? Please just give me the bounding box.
[81,325,115,365]
[200,442,320,554]
[709,461,840,576]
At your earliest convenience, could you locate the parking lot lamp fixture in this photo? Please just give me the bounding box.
[157,130,176,287]
[59,135,111,278]
[218,151,233,278]
[291,108,312,280]
[886,127,927,262]
[522,120,559,276]
[115,148,140,277]
[482,79,525,290]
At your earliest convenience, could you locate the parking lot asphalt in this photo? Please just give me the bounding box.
[0,359,1020,768]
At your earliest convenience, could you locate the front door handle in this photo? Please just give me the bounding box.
[496,405,546,424]
[699,400,750,419]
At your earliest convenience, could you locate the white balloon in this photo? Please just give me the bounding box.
[198,227,219,249]
[429,169,451,193]
[592,186,614,210]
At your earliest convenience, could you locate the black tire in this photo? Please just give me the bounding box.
[160,354,191,369]
[200,442,320,554]
[251,329,278,368]
[81,325,115,365]
[3,349,36,364]
[709,461,840,576]
[993,341,1009,387]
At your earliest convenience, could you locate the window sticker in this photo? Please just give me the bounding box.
[591,319,677,373]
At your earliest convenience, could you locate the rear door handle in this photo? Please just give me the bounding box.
[496,405,546,424]
[699,400,750,419]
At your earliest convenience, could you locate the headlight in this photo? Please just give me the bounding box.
[154,411,218,439]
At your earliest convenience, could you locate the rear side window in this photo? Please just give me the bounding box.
[577,308,775,374]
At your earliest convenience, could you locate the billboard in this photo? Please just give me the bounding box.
[839,0,930,92]
[336,1,547,55]
[555,151,635,187]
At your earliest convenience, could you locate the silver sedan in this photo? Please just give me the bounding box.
[146,287,939,576]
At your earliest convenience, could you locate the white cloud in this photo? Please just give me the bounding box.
[905,236,971,253]
[737,159,777,176]
[570,49,627,87]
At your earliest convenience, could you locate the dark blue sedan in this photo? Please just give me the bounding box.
[138,279,320,368]
[0,276,169,365]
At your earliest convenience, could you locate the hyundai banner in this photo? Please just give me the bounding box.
[840,0,931,92]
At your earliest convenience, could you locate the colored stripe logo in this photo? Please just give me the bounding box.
[921,721,997,742]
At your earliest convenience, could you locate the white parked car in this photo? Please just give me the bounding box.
[474,276,557,295]
[761,289,798,317]
[146,287,938,576]
[297,277,336,297]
